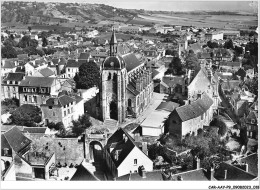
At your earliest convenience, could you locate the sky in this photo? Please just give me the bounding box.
[2,0,258,12]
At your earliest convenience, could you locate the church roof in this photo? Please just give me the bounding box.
[102,56,125,70]
[122,53,142,72]
[110,31,117,45]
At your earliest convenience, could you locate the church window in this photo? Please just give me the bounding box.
[108,73,111,80]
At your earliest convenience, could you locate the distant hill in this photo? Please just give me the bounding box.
[1,1,138,25]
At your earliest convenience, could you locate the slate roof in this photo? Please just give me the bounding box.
[42,94,83,107]
[20,77,55,87]
[156,101,180,112]
[122,53,142,72]
[214,162,256,181]
[17,54,29,60]
[70,163,98,181]
[23,127,47,134]
[3,72,24,82]
[127,83,140,96]
[3,126,32,154]
[117,171,164,181]
[39,68,55,77]
[1,134,12,151]
[175,93,213,122]
[221,80,241,91]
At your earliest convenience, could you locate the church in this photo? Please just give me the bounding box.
[100,31,153,124]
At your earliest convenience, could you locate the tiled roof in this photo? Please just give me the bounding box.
[3,126,32,154]
[2,60,16,69]
[17,54,29,60]
[39,68,55,77]
[78,52,91,60]
[70,163,98,181]
[23,127,47,134]
[122,53,142,72]
[176,93,213,122]
[20,76,55,87]
[3,72,24,82]
[169,168,211,181]
[66,60,83,68]
[163,76,184,88]
[44,95,75,107]
[234,153,258,177]
[214,162,256,181]
[117,171,164,181]
[156,101,180,112]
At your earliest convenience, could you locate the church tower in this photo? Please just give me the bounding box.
[101,31,127,123]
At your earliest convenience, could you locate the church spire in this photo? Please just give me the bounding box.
[110,30,117,56]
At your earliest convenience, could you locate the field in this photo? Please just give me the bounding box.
[135,13,258,29]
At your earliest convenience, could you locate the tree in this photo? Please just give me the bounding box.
[166,57,183,75]
[239,127,249,146]
[1,45,18,58]
[28,26,32,32]
[10,104,42,127]
[223,39,234,49]
[18,36,31,48]
[246,76,258,95]
[42,37,48,47]
[57,36,60,42]
[207,41,218,49]
[74,61,100,89]
[71,113,92,136]
[234,46,243,56]
[184,50,200,70]
[1,98,19,115]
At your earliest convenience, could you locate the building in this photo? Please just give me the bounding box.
[32,67,56,78]
[40,94,84,128]
[66,59,86,78]
[178,40,188,56]
[205,32,223,41]
[222,31,240,39]
[103,128,153,178]
[1,59,17,76]
[119,26,142,33]
[2,72,25,100]
[100,31,153,124]
[139,101,179,137]
[19,77,61,107]
[219,61,242,72]
[168,92,214,139]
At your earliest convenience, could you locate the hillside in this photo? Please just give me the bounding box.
[1,1,138,25]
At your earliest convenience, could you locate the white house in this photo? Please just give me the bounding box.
[103,128,153,178]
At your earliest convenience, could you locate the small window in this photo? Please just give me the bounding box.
[64,111,66,116]
[9,81,13,84]
[53,112,55,116]
[49,106,52,109]
[71,107,73,113]
[68,109,70,114]
[134,159,137,165]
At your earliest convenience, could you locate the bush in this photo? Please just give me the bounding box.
[71,113,92,137]
[10,104,41,127]
[1,98,19,115]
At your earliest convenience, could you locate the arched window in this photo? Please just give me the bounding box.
[107,73,111,80]
[128,99,132,107]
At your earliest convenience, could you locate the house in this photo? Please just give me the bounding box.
[120,26,142,33]
[66,59,86,78]
[168,93,214,139]
[70,162,98,181]
[24,59,48,76]
[49,58,67,75]
[159,76,186,96]
[78,52,92,61]
[139,101,179,136]
[222,31,240,39]
[40,94,84,129]
[2,72,25,100]
[205,31,223,41]
[187,67,220,112]
[219,61,242,72]
[19,76,61,107]
[1,59,17,76]
[143,50,160,61]
[103,128,153,178]
[244,104,258,139]
[17,54,29,64]
[32,67,56,78]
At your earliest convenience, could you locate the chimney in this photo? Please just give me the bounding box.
[224,169,227,180]
[142,142,148,155]
[54,98,59,105]
[134,133,140,142]
[184,100,189,105]
[193,156,200,170]
[197,93,202,99]
[138,166,146,178]
[245,162,248,173]
[56,64,60,75]
[209,167,215,181]
[42,98,46,104]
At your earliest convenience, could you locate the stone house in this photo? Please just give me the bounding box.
[40,94,84,129]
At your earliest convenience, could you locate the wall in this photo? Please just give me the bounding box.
[44,153,55,180]
[118,146,153,177]
[41,105,63,125]
[14,154,33,179]
[2,161,16,181]
[142,126,164,137]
